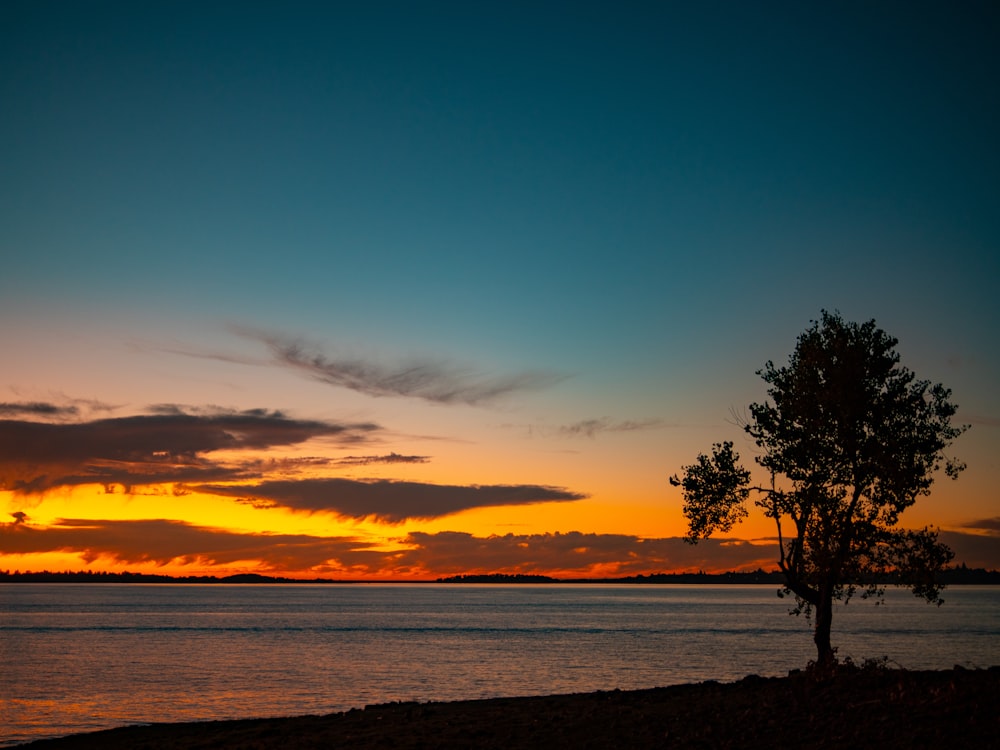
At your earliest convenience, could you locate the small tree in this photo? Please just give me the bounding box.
[670,311,967,666]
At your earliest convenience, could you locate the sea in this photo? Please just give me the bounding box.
[2,583,998,746]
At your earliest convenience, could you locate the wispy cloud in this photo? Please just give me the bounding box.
[196,478,586,522]
[0,401,80,418]
[231,326,567,406]
[958,517,1000,534]
[130,337,267,367]
[0,396,120,421]
[503,417,666,439]
[332,453,430,466]
[0,408,379,493]
[555,417,665,438]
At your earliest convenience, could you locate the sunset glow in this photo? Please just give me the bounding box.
[2,3,997,579]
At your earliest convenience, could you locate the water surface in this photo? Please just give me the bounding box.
[3,583,997,746]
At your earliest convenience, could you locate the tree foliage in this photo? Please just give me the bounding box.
[671,311,967,664]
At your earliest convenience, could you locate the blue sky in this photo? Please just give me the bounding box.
[2,2,997,576]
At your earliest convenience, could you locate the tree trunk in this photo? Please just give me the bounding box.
[813,588,835,667]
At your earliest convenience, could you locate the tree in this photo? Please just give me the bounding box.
[670,311,967,666]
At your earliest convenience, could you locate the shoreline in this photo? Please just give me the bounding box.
[5,567,1000,584]
[22,667,1000,749]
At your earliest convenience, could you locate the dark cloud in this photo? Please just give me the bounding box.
[399,531,778,577]
[232,326,566,406]
[0,409,379,493]
[333,453,430,466]
[196,478,586,522]
[237,456,337,474]
[0,397,118,420]
[389,529,1000,579]
[959,517,1000,533]
[382,530,1000,578]
[0,518,776,577]
[7,520,993,577]
[0,518,387,570]
[940,529,1000,569]
[0,401,79,418]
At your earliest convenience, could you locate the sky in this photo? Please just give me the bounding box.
[1,1,998,579]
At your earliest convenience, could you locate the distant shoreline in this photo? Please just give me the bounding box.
[3,566,999,585]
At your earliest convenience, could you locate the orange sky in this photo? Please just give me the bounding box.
[1,383,995,578]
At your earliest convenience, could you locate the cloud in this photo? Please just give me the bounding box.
[940,529,1000,569]
[7,520,993,578]
[196,478,586,522]
[0,513,1000,579]
[0,519,776,577]
[0,396,119,420]
[398,531,778,577]
[555,417,665,438]
[332,452,430,466]
[498,417,667,440]
[0,408,379,493]
[957,517,1000,534]
[138,338,267,367]
[232,326,566,406]
[0,401,80,418]
[0,518,387,571]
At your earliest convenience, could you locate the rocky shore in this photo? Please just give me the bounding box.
[25,667,999,749]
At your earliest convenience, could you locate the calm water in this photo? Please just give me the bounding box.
[2,584,998,746]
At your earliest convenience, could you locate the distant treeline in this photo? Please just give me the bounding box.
[3,565,998,585]
[438,565,1000,585]
[0,571,344,584]
[438,573,559,583]
[437,570,794,584]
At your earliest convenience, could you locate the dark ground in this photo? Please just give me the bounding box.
[24,667,999,749]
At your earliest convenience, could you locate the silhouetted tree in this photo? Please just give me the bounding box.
[670,311,967,666]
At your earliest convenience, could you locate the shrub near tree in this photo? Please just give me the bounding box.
[671,311,967,667]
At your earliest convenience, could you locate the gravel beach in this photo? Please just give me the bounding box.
[22,667,999,749]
